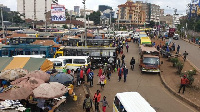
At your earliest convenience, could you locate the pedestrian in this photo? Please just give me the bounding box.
[103,63,107,74]
[178,75,189,94]
[93,90,101,112]
[126,44,129,52]
[86,67,91,83]
[156,45,160,51]
[70,69,75,84]
[177,45,180,54]
[76,68,81,87]
[118,67,123,82]
[123,66,128,82]
[89,70,94,87]
[183,51,188,61]
[107,65,112,81]
[83,94,92,112]
[117,58,120,69]
[130,57,135,71]
[98,67,103,84]
[80,67,84,84]
[100,96,109,112]
[100,73,106,89]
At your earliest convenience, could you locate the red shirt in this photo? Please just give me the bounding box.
[80,70,84,78]
[98,69,102,77]
[181,78,189,84]
[93,93,101,102]
[87,68,91,75]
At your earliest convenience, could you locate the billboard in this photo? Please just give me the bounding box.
[51,4,66,21]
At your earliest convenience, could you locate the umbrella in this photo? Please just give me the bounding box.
[25,70,50,82]
[0,86,32,100]
[11,77,45,89]
[0,68,28,81]
[33,82,68,99]
[50,73,73,84]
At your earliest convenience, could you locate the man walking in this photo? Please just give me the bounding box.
[118,67,123,82]
[123,66,128,82]
[83,94,92,112]
[177,45,180,54]
[130,57,135,71]
[126,44,129,53]
[178,75,189,94]
[93,90,101,112]
[183,51,188,62]
[89,70,94,87]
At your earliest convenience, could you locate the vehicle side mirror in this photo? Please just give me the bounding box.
[161,61,163,64]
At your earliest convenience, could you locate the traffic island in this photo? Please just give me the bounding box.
[160,57,200,111]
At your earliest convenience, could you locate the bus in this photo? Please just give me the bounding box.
[113,92,156,112]
[140,37,151,45]
[139,45,161,73]
[0,45,54,58]
[8,37,56,45]
[48,56,90,72]
[61,38,113,47]
[54,46,117,68]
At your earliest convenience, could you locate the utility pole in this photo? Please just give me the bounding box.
[1,8,5,38]
[83,0,87,46]
[45,0,47,33]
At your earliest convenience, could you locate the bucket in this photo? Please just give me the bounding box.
[73,95,77,101]
[68,89,73,95]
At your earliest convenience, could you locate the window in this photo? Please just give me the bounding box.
[25,51,31,55]
[143,57,159,65]
[53,61,62,67]
[102,50,109,56]
[2,50,9,56]
[65,59,72,63]
[73,59,85,64]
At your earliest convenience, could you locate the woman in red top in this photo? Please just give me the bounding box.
[98,67,103,84]
[80,68,84,84]
[93,90,101,112]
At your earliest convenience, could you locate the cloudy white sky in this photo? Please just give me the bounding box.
[0,0,191,15]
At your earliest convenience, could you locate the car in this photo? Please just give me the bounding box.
[173,34,179,40]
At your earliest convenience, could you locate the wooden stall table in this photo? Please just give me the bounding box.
[48,99,66,112]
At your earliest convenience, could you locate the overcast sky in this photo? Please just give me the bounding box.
[0,0,191,15]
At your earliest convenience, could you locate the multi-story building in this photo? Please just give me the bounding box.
[160,14,173,27]
[74,6,80,16]
[80,9,94,16]
[17,0,52,21]
[117,0,145,27]
[99,5,112,12]
[0,4,10,12]
[150,4,161,22]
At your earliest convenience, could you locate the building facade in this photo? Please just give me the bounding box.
[74,6,80,16]
[99,5,112,12]
[0,4,10,12]
[80,9,94,16]
[17,0,52,21]
[117,0,146,27]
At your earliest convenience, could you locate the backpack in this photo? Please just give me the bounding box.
[119,68,122,75]
[85,98,91,108]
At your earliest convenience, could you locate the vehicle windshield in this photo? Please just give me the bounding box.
[143,57,159,65]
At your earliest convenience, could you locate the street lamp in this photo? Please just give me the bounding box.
[82,0,87,46]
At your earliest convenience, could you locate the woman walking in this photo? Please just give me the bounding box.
[100,73,106,89]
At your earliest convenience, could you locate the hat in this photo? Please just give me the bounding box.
[184,75,186,77]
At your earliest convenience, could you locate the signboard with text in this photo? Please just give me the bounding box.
[168,28,176,37]
[51,4,66,21]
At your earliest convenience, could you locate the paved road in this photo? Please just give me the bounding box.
[89,41,197,112]
[171,39,200,71]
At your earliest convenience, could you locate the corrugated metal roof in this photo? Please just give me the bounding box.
[116,92,156,112]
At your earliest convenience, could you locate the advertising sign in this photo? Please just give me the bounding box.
[51,4,66,21]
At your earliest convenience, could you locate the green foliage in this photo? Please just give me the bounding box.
[62,25,68,29]
[87,11,101,25]
[170,57,179,67]
[0,10,24,24]
[176,61,184,74]
[180,69,196,85]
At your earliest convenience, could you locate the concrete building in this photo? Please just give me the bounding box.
[74,6,80,16]
[160,14,173,27]
[99,5,112,12]
[150,4,161,22]
[80,9,94,16]
[117,0,146,27]
[17,0,52,21]
[0,4,10,12]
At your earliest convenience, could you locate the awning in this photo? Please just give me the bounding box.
[0,57,13,71]
[4,57,30,70]
[40,59,53,71]
[23,58,46,72]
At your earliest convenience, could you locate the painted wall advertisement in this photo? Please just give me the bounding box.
[51,4,66,21]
